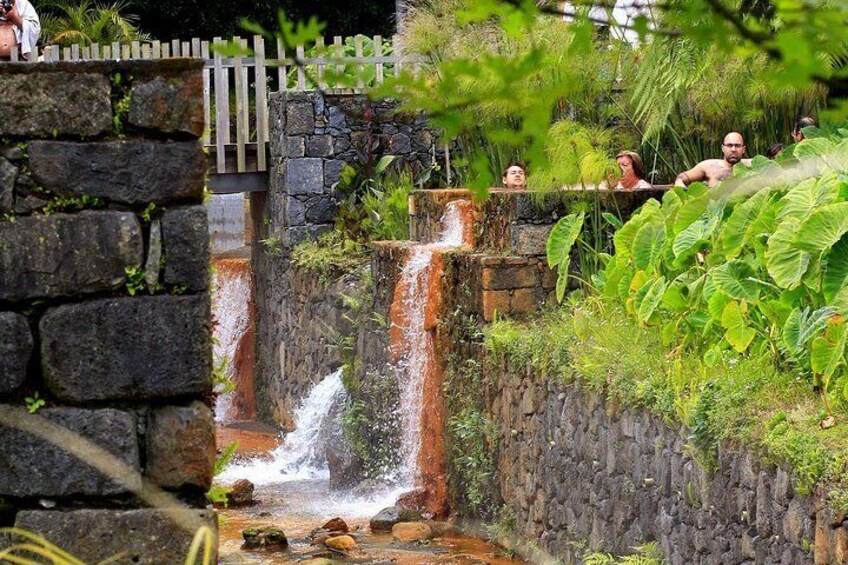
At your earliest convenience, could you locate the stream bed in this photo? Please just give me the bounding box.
[216,426,526,565]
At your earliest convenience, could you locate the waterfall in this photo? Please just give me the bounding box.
[219,369,347,485]
[212,258,255,423]
[388,200,473,512]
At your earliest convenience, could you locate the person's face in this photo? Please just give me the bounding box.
[617,156,634,176]
[793,130,805,143]
[503,166,526,189]
[722,135,746,164]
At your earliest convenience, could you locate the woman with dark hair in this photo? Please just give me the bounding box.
[614,151,651,190]
[766,142,785,159]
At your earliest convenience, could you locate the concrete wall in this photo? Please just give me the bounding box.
[0,60,216,563]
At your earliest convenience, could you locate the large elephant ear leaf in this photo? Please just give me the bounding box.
[546,212,585,269]
[795,202,848,254]
[783,306,833,354]
[810,317,848,381]
[710,260,761,302]
[547,212,585,303]
[716,188,775,259]
[721,301,756,353]
[634,276,667,323]
[766,217,811,289]
[632,222,666,271]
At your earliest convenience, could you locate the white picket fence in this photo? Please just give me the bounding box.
[5,35,424,178]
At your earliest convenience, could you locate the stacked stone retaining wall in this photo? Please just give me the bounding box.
[0,60,216,563]
[487,360,848,564]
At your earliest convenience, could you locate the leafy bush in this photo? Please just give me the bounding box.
[593,125,848,412]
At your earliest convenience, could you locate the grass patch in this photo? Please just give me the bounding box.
[290,231,369,282]
[485,297,848,499]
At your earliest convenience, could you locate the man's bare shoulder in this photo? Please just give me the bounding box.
[697,159,727,167]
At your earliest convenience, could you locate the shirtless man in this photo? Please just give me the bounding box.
[674,132,752,188]
[502,162,527,190]
[0,0,40,61]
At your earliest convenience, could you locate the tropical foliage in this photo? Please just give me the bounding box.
[591,125,848,413]
[39,0,149,46]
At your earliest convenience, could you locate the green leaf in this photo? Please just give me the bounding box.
[375,155,396,175]
[704,345,722,367]
[662,281,688,312]
[546,212,585,269]
[707,290,731,320]
[783,306,833,354]
[716,188,776,259]
[602,212,623,230]
[710,260,761,302]
[766,217,811,289]
[672,199,725,259]
[555,267,569,304]
[632,222,666,271]
[634,276,667,323]
[721,301,756,353]
[810,318,848,380]
[795,202,848,254]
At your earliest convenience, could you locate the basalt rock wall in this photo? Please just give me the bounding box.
[485,358,848,564]
[0,60,216,563]
[250,89,438,426]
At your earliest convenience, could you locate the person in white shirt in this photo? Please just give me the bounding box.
[0,0,40,61]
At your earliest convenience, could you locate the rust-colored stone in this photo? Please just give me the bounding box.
[510,287,545,315]
[483,290,511,322]
[145,401,215,490]
[321,517,349,533]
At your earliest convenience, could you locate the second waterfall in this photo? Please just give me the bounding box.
[388,199,474,516]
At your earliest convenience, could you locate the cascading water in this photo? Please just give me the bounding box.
[220,369,347,484]
[212,258,255,422]
[388,200,474,515]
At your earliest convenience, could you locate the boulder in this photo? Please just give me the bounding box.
[321,517,349,533]
[242,527,288,551]
[227,479,256,507]
[392,522,435,542]
[369,506,423,533]
[396,488,428,511]
[325,534,357,552]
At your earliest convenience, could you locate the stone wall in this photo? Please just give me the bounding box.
[0,60,216,563]
[250,89,438,426]
[484,359,848,564]
[269,90,438,247]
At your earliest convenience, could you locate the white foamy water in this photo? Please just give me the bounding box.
[392,200,471,484]
[220,369,347,484]
[212,261,252,422]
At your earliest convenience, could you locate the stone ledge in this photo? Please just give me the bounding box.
[14,508,216,565]
[0,72,112,138]
[0,406,140,497]
[0,211,143,302]
[28,140,206,205]
[41,295,212,401]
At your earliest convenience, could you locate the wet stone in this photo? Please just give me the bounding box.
[0,406,139,497]
[242,527,288,551]
[369,506,423,533]
[227,479,256,507]
[0,312,32,393]
[40,295,212,401]
[28,140,206,205]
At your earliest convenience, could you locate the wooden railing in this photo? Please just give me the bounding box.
[4,35,424,185]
